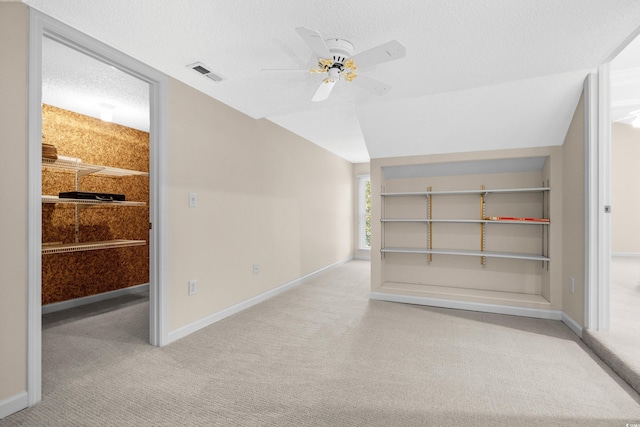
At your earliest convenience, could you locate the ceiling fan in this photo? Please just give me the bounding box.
[271,27,406,102]
[614,109,640,126]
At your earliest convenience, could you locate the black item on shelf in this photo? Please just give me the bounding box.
[59,191,126,202]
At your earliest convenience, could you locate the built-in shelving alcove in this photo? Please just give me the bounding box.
[371,148,563,318]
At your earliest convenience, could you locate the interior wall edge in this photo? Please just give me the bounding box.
[0,0,29,408]
[561,311,583,338]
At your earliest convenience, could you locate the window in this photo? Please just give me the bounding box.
[358,175,371,250]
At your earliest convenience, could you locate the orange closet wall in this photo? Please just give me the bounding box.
[41,104,149,305]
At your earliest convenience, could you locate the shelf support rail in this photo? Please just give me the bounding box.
[543,179,550,270]
[427,186,432,263]
[74,160,81,243]
[480,185,486,266]
[381,185,385,260]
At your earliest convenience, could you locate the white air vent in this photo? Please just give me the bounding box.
[187,62,224,82]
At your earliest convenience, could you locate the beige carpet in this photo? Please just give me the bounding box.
[2,260,640,426]
[583,256,640,394]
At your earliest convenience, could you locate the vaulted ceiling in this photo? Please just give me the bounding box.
[26,0,640,163]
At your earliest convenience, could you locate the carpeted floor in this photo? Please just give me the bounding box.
[2,260,640,426]
[584,256,640,394]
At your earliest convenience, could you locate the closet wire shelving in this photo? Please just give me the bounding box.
[42,156,148,255]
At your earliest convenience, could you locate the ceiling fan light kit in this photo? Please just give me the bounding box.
[293,27,406,102]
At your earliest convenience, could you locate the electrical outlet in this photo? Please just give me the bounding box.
[188,279,197,296]
[252,264,259,275]
[569,277,575,293]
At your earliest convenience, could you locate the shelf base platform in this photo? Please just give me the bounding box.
[372,282,558,320]
[42,239,146,254]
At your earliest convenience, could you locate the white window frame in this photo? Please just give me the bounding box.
[358,175,371,250]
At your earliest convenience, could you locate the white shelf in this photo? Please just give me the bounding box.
[381,186,551,197]
[42,195,146,207]
[381,247,550,262]
[381,218,549,225]
[42,156,148,256]
[381,218,431,223]
[42,157,148,177]
[42,239,147,255]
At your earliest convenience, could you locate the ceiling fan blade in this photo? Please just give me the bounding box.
[349,40,406,69]
[311,79,337,102]
[296,27,332,60]
[351,74,391,96]
[614,114,634,121]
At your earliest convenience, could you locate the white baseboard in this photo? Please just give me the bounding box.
[42,283,149,315]
[369,292,562,320]
[561,312,583,338]
[168,257,353,344]
[353,255,371,261]
[0,391,27,419]
[612,252,640,258]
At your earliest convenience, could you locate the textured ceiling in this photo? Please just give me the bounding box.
[25,0,640,163]
[42,37,150,132]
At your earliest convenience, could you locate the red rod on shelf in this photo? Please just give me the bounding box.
[484,216,549,222]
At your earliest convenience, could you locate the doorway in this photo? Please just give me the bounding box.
[27,10,168,406]
[582,31,640,393]
[41,35,151,314]
[596,33,640,377]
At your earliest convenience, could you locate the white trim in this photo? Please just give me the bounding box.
[585,72,597,330]
[42,284,148,315]
[0,392,28,420]
[27,8,44,408]
[369,292,562,320]
[168,257,353,344]
[561,312,583,338]
[148,48,169,348]
[598,64,612,332]
[584,71,611,331]
[611,252,640,258]
[585,65,612,332]
[27,9,169,408]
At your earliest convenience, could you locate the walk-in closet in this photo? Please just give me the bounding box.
[41,36,150,330]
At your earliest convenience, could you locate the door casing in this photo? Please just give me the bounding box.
[27,9,169,406]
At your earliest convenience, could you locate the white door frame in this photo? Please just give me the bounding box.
[585,66,612,331]
[585,24,640,331]
[27,10,169,406]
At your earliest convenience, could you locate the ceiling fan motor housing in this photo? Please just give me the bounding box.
[325,38,354,64]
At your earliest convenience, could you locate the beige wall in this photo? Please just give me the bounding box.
[353,162,371,260]
[0,2,28,403]
[611,122,640,254]
[561,92,585,326]
[167,78,353,331]
[0,10,354,407]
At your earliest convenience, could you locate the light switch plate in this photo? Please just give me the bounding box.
[189,192,198,207]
